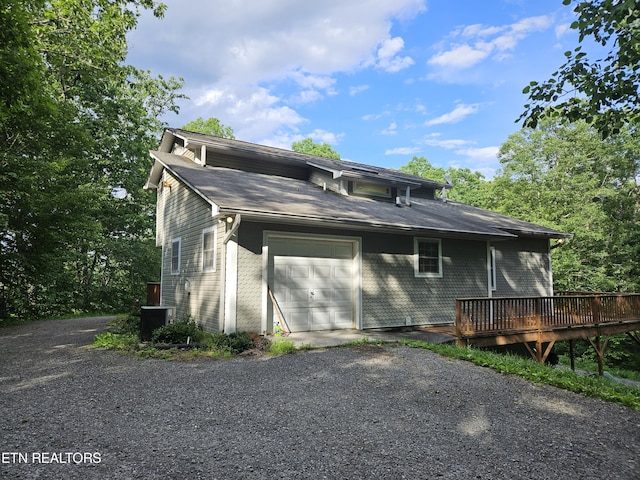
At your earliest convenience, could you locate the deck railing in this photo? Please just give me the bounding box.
[456,294,640,338]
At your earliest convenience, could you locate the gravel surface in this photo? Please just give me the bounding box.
[1,317,639,479]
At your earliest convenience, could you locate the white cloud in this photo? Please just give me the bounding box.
[381,122,398,135]
[425,103,480,126]
[350,84,370,96]
[376,37,415,72]
[128,0,426,143]
[385,147,421,155]
[429,44,492,69]
[423,134,471,149]
[195,85,306,140]
[265,128,344,150]
[428,14,554,70]
[455,146,500,160]
[555,23,571,38]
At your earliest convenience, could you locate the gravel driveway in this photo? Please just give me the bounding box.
[1,317,639,479]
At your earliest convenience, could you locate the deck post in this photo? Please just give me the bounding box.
[455,300,464,347]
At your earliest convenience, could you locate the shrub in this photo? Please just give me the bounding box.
[210,332,254,354]
[151,321,204,344]
[111,314,140,334]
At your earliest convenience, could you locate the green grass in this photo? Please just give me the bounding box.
[93,331,139,350]
[401,339,640,411]
[268,338,296,355]
[557,355,640,382]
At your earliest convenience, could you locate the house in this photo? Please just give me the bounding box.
[144,128,570,335]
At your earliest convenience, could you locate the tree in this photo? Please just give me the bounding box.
[292,138,340,159]
[399,156,492,207]
[0,1,184,321]
[494,118,640,291]
[182,117,235,139]
[519,0,640,138]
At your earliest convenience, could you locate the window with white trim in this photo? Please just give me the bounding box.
[202,227,217,272]
[171,238,181,274]
[414,238,442,278]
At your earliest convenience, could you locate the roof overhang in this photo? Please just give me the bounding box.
[214,207,518,241]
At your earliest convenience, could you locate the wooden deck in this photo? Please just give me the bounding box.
[456,294,640,369]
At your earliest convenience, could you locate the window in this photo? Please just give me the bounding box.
[414,238,442,278]
[353,182,391,198]
[489,246,497,291]
[202,227,217,272]
[171,238,181,274]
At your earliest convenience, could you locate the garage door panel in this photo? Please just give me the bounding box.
[272,239,356,332]
[312,288,333,303]
[313,265,332,279]
[333,309,354,329]
[290,288,310,305]
[290,265,311,278]
[283,310,311,332]
[333,288,352,304]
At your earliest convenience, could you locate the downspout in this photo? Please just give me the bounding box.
[221,214,241,333]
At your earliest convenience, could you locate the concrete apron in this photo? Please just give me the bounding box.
[281,327,456,349]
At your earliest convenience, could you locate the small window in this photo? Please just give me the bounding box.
[171,238,181,274]
[353,182,391,198]
[414,238,442,278]
[202,227,217,272]
[489,246,497,291]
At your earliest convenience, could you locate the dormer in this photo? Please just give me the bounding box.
[306,159,441,204]
[156,128,449,202]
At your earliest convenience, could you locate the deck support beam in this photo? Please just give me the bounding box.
[523,339,556,364]
[587,335,609,377]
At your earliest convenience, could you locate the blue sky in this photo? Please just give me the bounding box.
[127,0,580,178]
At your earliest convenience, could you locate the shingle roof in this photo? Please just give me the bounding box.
[165,128,448,190]
[149,150,569,240]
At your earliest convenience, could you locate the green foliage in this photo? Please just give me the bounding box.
[403,340,640,410]
[494,118,640,292]
[181,117,235,139]
[151,321,205,344]
[291,138,340,159]
[556,335,640,373]
[0,1,184,321]
[210,332,254,354]
[110,314,141,335]
[94,331,138,350]
[268,338,297,355]
[399,156,492,207]
[519,0,640,138]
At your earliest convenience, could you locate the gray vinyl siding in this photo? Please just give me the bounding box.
[361,234,487,327]
[235,222,263,332]
[159,171,223,332]
[494,238,552,297]
[234,223,493,331]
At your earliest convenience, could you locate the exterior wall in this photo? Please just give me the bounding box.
[493,238,552,297]
[158,171,223,332]
[233,222,494,331]
[361,234,487,327]
[234,222,264,333]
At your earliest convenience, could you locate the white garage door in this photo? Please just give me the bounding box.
[268,236,357,332]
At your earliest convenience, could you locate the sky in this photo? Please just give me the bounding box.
[126,0,581,178]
